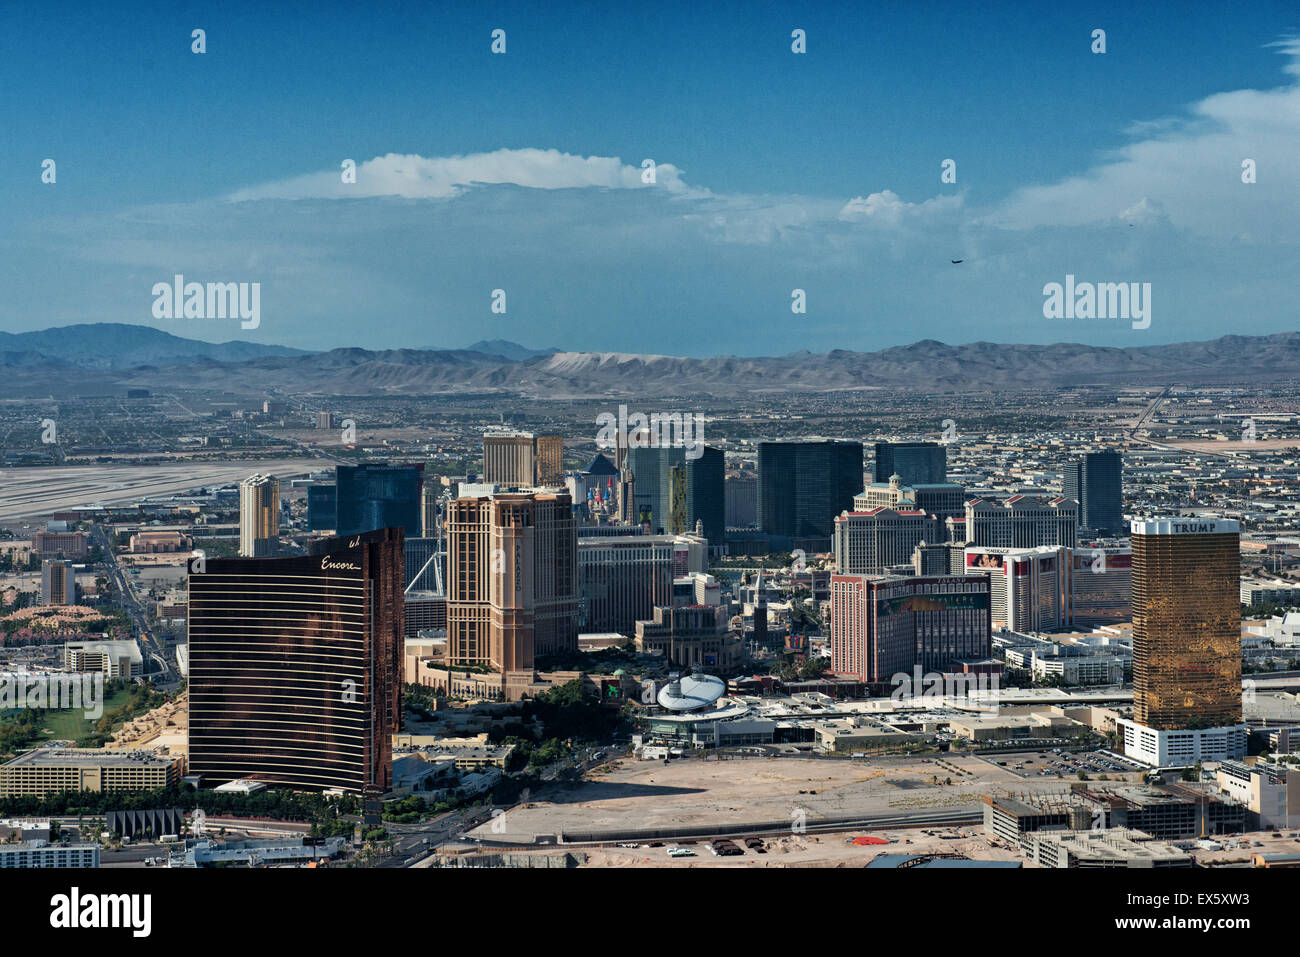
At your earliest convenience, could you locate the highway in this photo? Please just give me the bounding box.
[1125,386,1247,461]
[92,524,182,691]
[377,807,490,867]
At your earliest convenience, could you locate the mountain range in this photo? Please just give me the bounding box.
[1,323,1297,398]
[0,323,308,369]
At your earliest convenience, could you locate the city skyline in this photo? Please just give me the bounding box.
[0,0,1293,902]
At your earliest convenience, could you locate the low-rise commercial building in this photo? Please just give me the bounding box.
[1241,578,1300,607]
[1003,647,1126,686]
[0,748,183,798]
[640,700,777,748]
[1216,760,1300,830]
[816,718,923,752]
[64,639,143,678]
[129,530,194,553]
[634,604,743,670]
[1025,828,1192,868]
[1116,718,1248,768]
[948,710,1078,742]
[187,836,346,867]
[390,737,515,771]
[983,782,1245,843]
[0,842,100,868]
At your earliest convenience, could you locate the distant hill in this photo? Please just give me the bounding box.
[2,325,1298,397]
[462,339,558,361]
[0,323,309,369]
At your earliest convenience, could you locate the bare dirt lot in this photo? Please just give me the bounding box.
[467,753,1104,847]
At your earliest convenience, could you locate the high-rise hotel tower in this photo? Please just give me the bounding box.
[188,528,404,794]
[482,432,565,487]
[1063,451,1125,537]
[447,491,579,673]
[238,473,279,557]
[1117,518,1245,766]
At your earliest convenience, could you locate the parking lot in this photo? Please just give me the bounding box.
[978,748,1147,780]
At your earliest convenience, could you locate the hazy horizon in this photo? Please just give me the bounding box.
[10,320,1300,363]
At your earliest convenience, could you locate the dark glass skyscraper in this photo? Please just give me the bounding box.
[627,446,724,545]
[187,528,404,794]
[758,440,863,543]
[1063,451,1124,535]
[306,483,337,532]
[686,446,724,545]
[336,463,424,538]
[873,442,946,486]
[627,446,672,532]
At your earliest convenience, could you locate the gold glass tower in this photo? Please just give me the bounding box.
[1131,519,1240,730]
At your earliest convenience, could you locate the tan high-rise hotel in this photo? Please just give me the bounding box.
[482,432,564,487]
[447,491,579,673]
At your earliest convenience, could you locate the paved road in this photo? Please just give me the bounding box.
[93,524,182,691]
[376,808,488,867]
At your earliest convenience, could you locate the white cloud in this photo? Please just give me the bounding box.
[994,37,1300,242]
[227,148,709,201]
[1119,198,1169,227]
[838,190,963,226]
[839,189,910,223]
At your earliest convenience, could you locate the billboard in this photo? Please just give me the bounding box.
[876,592,987,616]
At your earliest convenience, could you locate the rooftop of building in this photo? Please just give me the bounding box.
[583,453,619,475]
[0,841,99,852]
[1031,827,1190,862]
[838,507,929,518]
[64,639,141,656]
[2,747,175,769]
[984,794,1046,819]
[862,481,964,490]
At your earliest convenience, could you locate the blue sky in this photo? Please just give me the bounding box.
[3,1,1299,356]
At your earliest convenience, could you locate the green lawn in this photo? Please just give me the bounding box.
[32,687,136,742]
